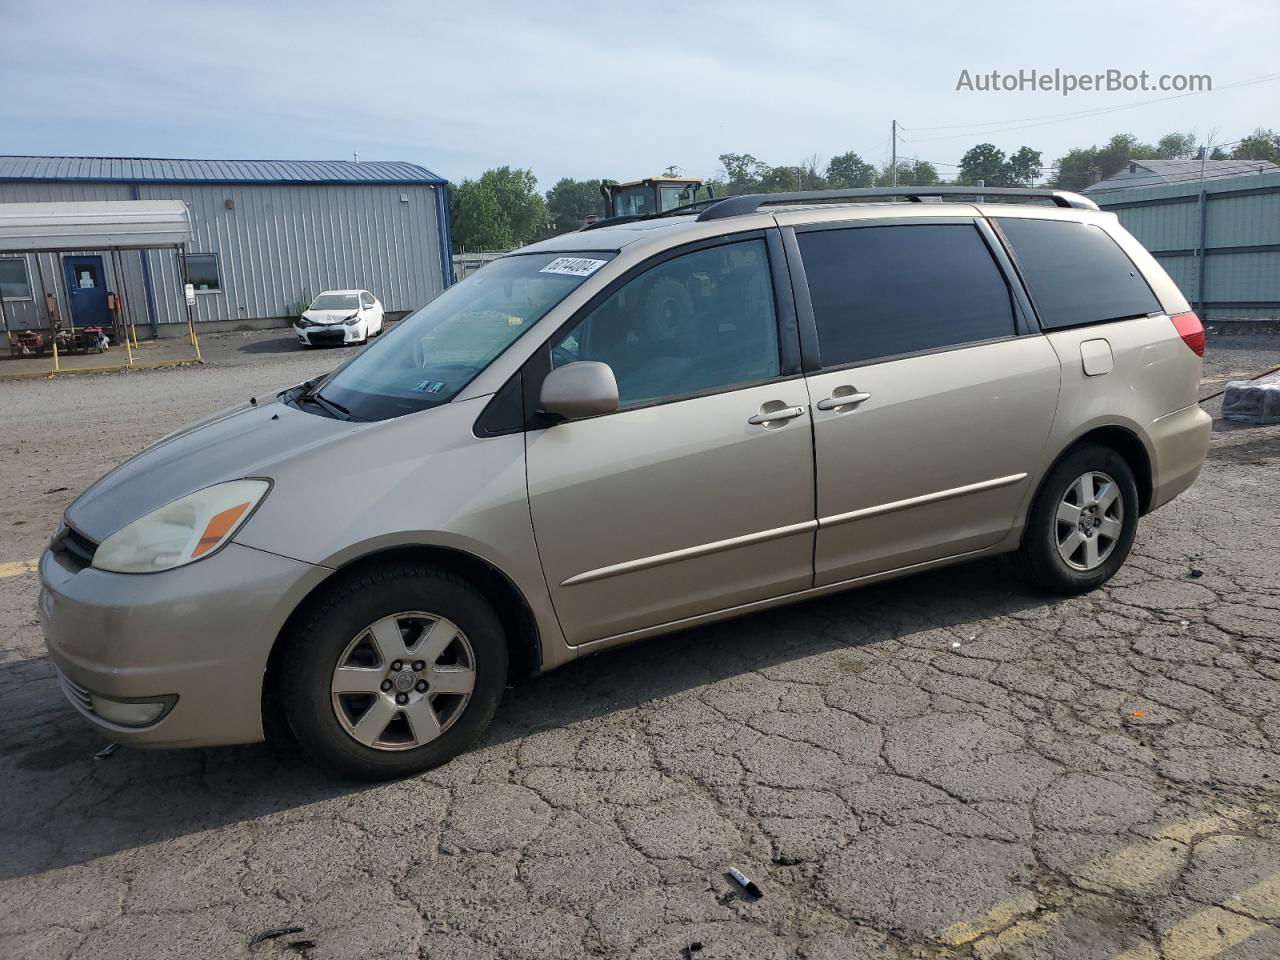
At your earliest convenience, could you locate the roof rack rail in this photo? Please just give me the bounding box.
[579,196,723,231]
[695,186,1099,222]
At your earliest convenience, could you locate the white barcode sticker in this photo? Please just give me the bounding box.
[539,257,608,277]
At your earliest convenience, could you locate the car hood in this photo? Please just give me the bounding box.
[301,309,355,325]
[64,398,362,543]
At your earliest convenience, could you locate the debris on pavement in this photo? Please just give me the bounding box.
[681,941,705,959]
[249,926,305,947]
[4,327,1280,960]
[1188,568,1204,578]
[726,866,764,900]
[286,940,318,954]
[1222,367,1280,424]
[92,742,118,760]
[43,486,69,494]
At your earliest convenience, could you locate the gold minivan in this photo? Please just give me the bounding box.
[41,187,1210,779]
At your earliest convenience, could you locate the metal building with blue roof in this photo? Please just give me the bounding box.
[0,156,454,335]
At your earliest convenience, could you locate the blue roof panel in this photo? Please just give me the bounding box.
[0,155,446,186]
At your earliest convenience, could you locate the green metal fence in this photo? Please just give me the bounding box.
[1094,170,1280,320]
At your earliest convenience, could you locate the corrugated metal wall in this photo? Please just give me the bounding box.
[0,181,148,331]
[0,180,446,330]
[1096,171,1280,320]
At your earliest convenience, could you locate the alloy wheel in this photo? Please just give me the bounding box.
[330,611,476,751]
[1055,470,1124,571]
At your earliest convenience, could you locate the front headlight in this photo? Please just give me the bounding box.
[297,317,313,328]
[343,313,362,326]
[92,479,271,574]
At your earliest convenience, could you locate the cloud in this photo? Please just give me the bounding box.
[2,0,1275,186]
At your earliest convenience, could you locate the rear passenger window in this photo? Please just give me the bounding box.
[996,218,1161,330]
[798,224,1015,367]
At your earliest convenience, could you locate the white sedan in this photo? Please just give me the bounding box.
[294,289,385,347]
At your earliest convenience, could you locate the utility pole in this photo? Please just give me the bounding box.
[891,120,898,187]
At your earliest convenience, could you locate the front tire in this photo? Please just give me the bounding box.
[280,563,508,780]
[1016,443,1139,595]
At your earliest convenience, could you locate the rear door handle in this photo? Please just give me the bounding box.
[817,390,871,411]
[748,405,806,425]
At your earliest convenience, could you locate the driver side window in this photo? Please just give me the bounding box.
[550,239,780,408]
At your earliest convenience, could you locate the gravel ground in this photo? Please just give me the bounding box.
[1,330,1279,960]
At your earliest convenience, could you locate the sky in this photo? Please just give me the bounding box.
[2,0,1277,188]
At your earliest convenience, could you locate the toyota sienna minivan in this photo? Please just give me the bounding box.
[41,187,1211,779]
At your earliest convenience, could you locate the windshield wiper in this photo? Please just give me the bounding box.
[283,377,359,420]
[315,393,356,418]
[280,376,321,402]
[302,391,357,420]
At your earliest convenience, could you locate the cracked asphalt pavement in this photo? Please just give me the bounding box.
[2,331,1279,959]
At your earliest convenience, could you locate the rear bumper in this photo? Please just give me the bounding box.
[1149,403,1212,511]
[39,542,323,748]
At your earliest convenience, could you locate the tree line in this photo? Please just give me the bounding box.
[449,127,1280,251]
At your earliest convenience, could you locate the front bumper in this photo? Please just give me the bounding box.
[294,323,362,346]
[40,541,324,748]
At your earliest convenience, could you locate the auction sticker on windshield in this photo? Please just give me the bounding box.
[539,257,608,277]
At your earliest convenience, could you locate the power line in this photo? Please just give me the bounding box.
[912,135,1260,183]
[902,72,1280,137]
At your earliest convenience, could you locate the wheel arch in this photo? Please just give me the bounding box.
[262,543,542,741]
[1035,422,1155,518]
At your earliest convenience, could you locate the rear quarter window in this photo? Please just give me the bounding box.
[996,218,1161,330]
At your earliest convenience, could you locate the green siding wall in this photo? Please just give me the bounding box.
[1096,171,1280,319]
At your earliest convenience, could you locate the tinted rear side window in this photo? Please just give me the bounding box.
[798,223,1015,367]
[996,218,1161,329]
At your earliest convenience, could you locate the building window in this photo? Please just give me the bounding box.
[185,253,221,293]
[0,258,33,300]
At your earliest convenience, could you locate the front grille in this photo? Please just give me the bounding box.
[55,664,94,715]
[51,524,98,571]
[61,527,98,565]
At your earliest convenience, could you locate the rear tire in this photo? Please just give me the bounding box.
[280,562,508,780]
[1016,443,1139,595]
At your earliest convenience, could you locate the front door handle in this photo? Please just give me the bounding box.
[817,389,871,411]
[748,405,806,426]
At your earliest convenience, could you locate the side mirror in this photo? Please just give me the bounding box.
[539,361,619,420]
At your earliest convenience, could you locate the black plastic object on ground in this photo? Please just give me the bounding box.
[1222,370,1280,425]
[726,866,764,899]
[248,926,305,947]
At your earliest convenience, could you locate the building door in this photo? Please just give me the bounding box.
[62,255,110,327]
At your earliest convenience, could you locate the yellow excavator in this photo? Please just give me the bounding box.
[598,175,711,221]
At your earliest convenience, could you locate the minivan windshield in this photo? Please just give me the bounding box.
[311,293,360,311]
[315,252,612,421]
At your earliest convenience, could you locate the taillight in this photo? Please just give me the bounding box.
[1171,312,1205,357]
